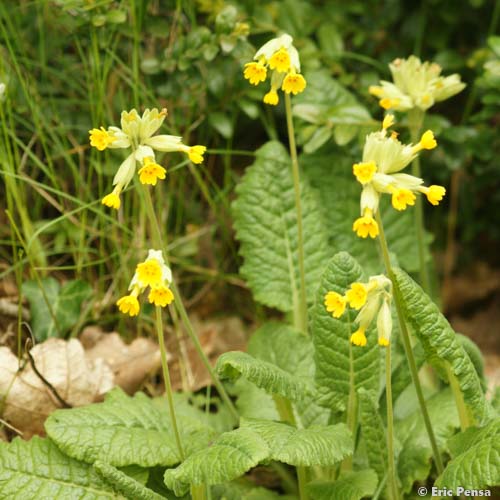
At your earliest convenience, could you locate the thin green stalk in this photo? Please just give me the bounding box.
[155,307,185,461]
[375,211,444,475]
[408,109,430,293]
[385,346,399,500]
[142,187,239,423]
[341,329,357,472]
[445,363,471,431]
[284,93,308,336]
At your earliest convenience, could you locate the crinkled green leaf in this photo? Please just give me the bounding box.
[393,267,493,425]
[163,428,269,496]
[233,378,280,421]
[216,351,312,402]
[396,389,459,493]
[457,334,487,391]
[93,461,164,500]
[307,470,378,500]
[232,141,330,312]
[247,322,329,427]
[312,252,380,411]
[45,388,215,468]
[240,418,353,467]
[0,437,118,499]
[358,388,388,482]
[436,418,500,489]
[22,278,92,340]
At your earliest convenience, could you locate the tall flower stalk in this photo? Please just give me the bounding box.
[243,33,308,334]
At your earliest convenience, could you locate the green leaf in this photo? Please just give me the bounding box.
[396,389,460,493]
[22,278,92,340]
[358,388,388,482]
[307,470,378,500]
[216,351,312,402]
[45,388,216,468]
[240,418,353,467]
[93,461,164,500]
[393,268,493,425]
[232,141,330,312]
[436,418,500,489]
[312,252,380,411]
[208,112,233,139]
[0,436,118,499]
[163,428,269,496]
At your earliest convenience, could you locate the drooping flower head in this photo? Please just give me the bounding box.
[89,108,207,209]
[324,275,393,347]
[352,116,446,238]
[116,249,174,317]
[369,56,465,111]
[243,33,306,106]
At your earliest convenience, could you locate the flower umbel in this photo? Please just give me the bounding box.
[243,33,307,104]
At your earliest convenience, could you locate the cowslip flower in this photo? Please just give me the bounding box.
[369,56,465,111]
[89,108,207,209]
[117,249,174,317]
[324,275,393,347]
[243,33,306,106]
[352,116,445,238]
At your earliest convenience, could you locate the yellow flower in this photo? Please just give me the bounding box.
[420,185,446,205]
[350,327,367,347]
[263,89,279,106]
[102,186,122,210]
[346,283,368,310]
[353,209,379,239]
[369,85,384,97]
[380,98,400,110]
[391,188,416,211]
[382,114,395,130]
[187,145,206,164]
[324,291,347,318]
[353,161,377,184]
[378,337,389,346]
[138,158,166,185]
[117,291,140,317]
[243,62,267,85]
[282,73,306,95]
[412,130,437,153]
[136,259,163,287]
[269,47,291,73]
[89,127,116,151]
[148,285,174,307]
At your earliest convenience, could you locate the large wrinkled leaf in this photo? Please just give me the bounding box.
[45,388,215,467]
[300,148,431,275]
[22,278,92,340]
[232,141,330,312]
[393,268,493,425]
[312,252,380,411]
[240,418,353,467]
[436,418,500,489]
[0,437,118,499]
[307,470,378,500]
[163,428,269,496]
[396,389,460,493]
[216,351,312,402]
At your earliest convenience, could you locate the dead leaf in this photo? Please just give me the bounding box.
[83,329,162,394]
[0,338,114,438]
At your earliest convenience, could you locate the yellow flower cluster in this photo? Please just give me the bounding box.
[243,34,306,106]
[324,275,393,347]
[369,56,465,111]
[116,249,174,317]
[89,108,206,209]
[352,116,446,238]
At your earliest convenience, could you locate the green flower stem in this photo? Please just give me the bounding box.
[142,187,239,423]
[408,109,430,293]
[273,394,308,500]
[385,345,399,500]
[155,306,185,462]
[445,363,471,431]
[375,211,444,475]
[341,335,357,473]
[284,93,308,336]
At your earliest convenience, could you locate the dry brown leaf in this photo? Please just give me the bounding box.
[83,329,162,394]
[0,339,114,438]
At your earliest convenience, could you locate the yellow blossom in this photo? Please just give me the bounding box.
[420,185,446,205]
[369,85,384,97]
[148,285,174,307]
[117,290,140,317]
[380,98,400,110]
[353,209,379,239]
[269,47,291,73]
[187,145,206,164]
[351,328,367,347]
[138,158,166,185]
[346,283,368,310]
[378,337,389,346]
[89,127,116,151]
[324,291,347,318]
[243,62,267,85]
[382,114,395,130]
[353,161,377,184]
[391,188,416,211]
[136,259,162,287]
[263,89,279,106]
[282,73,306,95]
[102,186,122,210]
